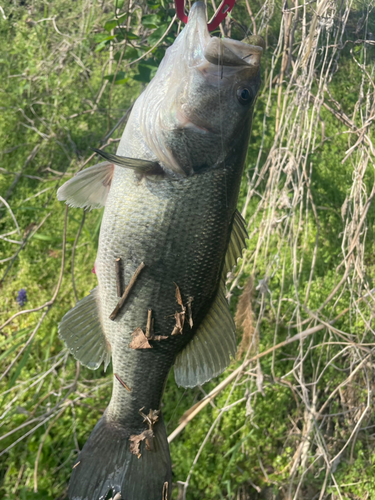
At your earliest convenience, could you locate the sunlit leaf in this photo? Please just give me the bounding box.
[104,13,127,32]
[104,71,127,83]
[142,14,160,29]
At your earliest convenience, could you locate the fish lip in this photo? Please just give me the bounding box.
[183,2,211,60]
[187,2,263,68]
[187,1,209,31]
[204,37,263,68]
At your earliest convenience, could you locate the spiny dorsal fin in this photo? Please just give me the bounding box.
[57,161,113,210]
[59,287,111,371]
[93,148,160,173]
[174,210,248,388]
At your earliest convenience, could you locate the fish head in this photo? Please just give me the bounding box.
[140,2,264,176]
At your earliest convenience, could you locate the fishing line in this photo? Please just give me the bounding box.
[217,36,229,210]
[228,16,247,38]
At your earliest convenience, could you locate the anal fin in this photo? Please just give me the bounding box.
[59,287,111,370]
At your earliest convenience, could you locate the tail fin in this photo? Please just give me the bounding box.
[69,415,171,500]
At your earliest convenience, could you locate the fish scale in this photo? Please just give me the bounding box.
[98,163,240,427]
[56,3,264,498]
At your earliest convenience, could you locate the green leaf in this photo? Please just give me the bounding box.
[104,19,118,32]
[104,71,128,83]
[7,339,34,390]
[95,40,110,52]
[0,340,26,363]
[147,0,162,8]
[115,0,125,8]
[114,77,130,85]
[147,24,170,46]
[133,64,157,83]
[114,45,139,61]
[142,14,160,28]
[0,328,31,349]
[104,13,127,32]
[95,35,116,53]
[115,30,140,41]
[94,33,116,43]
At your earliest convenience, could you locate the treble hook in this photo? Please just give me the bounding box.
[174,0,236,32]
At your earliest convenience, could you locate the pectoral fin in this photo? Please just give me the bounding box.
[59,287,111,370]
[93,148,160,173]
[57,161,114,210]
[174,210,248,388]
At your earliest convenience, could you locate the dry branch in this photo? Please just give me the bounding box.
[168,323,324,443]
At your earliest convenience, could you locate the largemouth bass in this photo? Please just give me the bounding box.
[57,3,263,499]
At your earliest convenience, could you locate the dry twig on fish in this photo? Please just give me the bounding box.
[129,408,160,457]
[109,261,145,320]
[114,373,132,392]
[145,309,153,339]
[129,311,168,348]
[171,283,186,335]
[129,327,152,349]
[187,296,194,328]
[115,257,122,297]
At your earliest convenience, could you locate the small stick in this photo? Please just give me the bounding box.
[110,262,145,320]
[139,407,160,451]
[153,335,168,341]
[114,373,132,392]
[162,481,168,500]
[115,258,122,297]
[145,309,153,339]
[174,282,185,312]
[187,297,193,328]
[72,461,80,469]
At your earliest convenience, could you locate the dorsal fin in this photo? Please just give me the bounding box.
[174,210,248,388]
[222,209,248,281]
[174,289,236,387]
[93,148,161,173]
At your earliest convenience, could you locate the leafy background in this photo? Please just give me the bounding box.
[0,0,375,499]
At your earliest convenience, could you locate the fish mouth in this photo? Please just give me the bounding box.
[177,3,264,134]
[204,37,263,68]
[187,2,263,68]
[186,2,263,76]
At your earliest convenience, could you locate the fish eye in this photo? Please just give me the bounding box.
[236,86,254,106]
